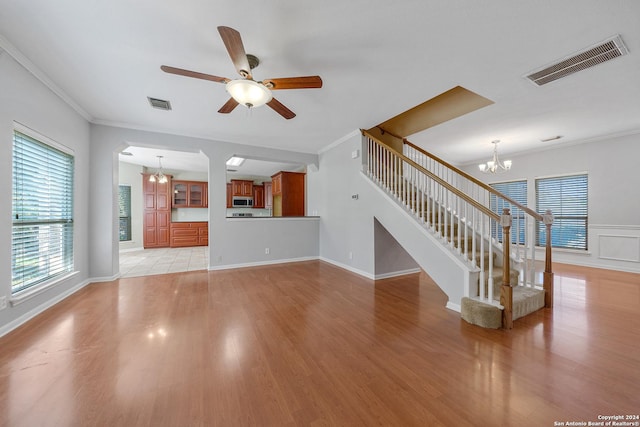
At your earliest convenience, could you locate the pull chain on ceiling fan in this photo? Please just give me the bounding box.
[161,26,323,120]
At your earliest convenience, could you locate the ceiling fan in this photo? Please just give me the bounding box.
[161,26,322,120]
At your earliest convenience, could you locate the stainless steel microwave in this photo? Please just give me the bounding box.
[232,197,253,207]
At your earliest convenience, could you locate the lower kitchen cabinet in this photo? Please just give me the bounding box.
[170,222,208,247]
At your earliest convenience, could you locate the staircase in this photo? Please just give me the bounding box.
[362,130,554,329]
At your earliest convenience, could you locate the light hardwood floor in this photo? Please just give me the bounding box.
[0,262,638,426]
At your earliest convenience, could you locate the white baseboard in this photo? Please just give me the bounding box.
[118,246,144,253]
[375,268,421,280]
[91,273,121,282]
[318,257,375,279]
[208,256,319,271]
[0,279,91,338]
[446,301,461,313]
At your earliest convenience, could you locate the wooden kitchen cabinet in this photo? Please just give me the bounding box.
[226,183,232,208]
[271,171,305,217]
[143,173,172,248]
[271,174,282,196]
[264,182,273,209]
[170,222,208,247]
[231,179,253,197]
[172,180,207,208]
[253,185,265,208]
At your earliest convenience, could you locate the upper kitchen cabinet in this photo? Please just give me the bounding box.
[271,171,305,217]
[172,180,207,208]
[253,185,265,208]
[231,179,253,197]
[264,182,273,210]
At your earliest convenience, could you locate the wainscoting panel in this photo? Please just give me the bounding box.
[598,234,640,262]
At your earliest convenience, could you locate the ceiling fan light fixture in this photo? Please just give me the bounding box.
[226,79,272,108]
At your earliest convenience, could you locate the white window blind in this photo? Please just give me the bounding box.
[490,180,527,243]
[12,130,75,294]
[536,174,588,250]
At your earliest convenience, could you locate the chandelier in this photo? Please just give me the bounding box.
[149,155,168,184]
[478,140,512,174]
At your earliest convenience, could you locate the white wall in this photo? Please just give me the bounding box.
[308,132,376,276]
[90,124,320,278]
[462,132,640,273]
[374,219,419,277]
[309,131,469,309]
[0,50,91,334]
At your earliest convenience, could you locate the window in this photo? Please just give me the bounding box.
[536,174,588,250]
[490,180,527,243]
[118,185,132,241]
[12,129,74,294]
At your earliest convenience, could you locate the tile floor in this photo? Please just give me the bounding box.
[119,247,209,278]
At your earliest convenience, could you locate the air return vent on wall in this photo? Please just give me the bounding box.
[525,35,628,86]
[147,97,172,110]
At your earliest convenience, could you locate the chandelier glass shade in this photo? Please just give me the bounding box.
[149,155,168,184]
[226,79,272,108]
[478,140,512,174]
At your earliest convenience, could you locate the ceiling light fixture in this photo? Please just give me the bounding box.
[226,156,245,167]
[149,155,168,184]
[478,140,512,174]
[226,79,272,109]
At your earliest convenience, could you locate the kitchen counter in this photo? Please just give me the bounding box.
[226,216,319,220]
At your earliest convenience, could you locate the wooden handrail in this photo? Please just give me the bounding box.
[402,139,543,221]
[364,129,553,329]
[362,130,499,221]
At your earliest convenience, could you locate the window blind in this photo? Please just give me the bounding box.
[536,174,588,250]
[490,180,527,243]
[118,185,132,241]
[12,130,74,293]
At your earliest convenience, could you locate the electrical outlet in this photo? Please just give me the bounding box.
[217,256,222,262]
[0,296,7,310]
[265,248,270,254]
[348,251,353,260]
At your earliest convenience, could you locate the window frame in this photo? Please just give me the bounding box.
[535,173,588,251]
[11,123,76,298]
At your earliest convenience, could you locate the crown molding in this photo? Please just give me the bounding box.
[0,33,92,121]
[460,128,640,167]
[318,129,360,154]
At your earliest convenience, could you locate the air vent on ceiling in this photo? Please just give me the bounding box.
[148,97,172,110]
[525,35,628,86]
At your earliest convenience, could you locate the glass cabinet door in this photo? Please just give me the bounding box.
[173,183,188,207]
[189,183,204,207]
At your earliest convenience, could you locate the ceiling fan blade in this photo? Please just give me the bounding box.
[267,98,296,120]
[262,76,323,90]
[218,98,239,114]
[161,65,229,83]
[217,26,252,79]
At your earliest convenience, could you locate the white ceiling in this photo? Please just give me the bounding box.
[1,0,639,166]
[119,145,302,177]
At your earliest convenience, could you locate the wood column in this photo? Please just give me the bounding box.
[500,208,513,329]
[543,209,554,308]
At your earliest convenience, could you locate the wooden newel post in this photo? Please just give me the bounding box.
[500,208,513,329]
[543,209,554,308]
